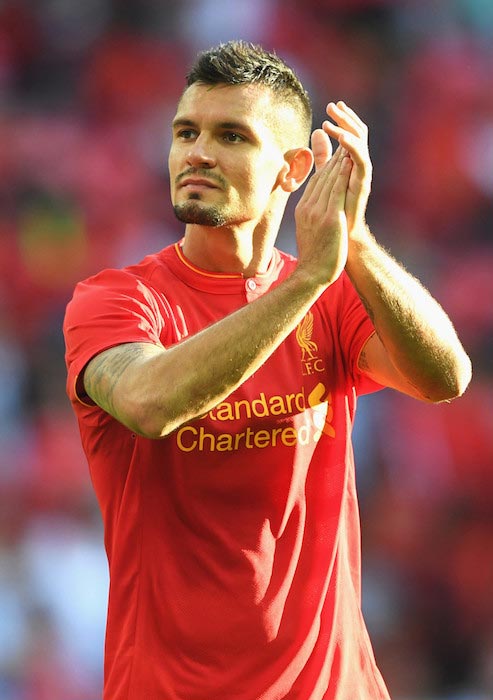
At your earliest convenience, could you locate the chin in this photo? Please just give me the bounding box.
[173,201,227,227]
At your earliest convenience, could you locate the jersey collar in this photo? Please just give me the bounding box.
[162,241,285,295]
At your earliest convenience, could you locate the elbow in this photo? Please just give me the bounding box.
[427,352,473,404]
[134,406,175,440]
[454,354,473,398]
[131,420,167,441]
[121,378,208,440]
[129,416,172,441]
[119,394,172,440]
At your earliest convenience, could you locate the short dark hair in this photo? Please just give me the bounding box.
[185,40,313,144]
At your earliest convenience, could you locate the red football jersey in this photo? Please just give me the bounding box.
[63,243,389,700]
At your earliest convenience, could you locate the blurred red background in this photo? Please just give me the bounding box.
[0,1,491,698]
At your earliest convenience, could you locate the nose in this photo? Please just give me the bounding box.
[186,134,216,169]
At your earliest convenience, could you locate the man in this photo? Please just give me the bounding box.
[63,41,471,699]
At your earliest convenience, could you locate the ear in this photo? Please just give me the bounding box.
[278,147,314,193]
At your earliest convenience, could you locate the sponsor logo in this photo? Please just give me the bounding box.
[174,312,335,453]
[175,384,335,453]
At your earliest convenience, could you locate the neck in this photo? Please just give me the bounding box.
[181,222,278,277]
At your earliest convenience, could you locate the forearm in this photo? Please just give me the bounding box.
[345,228,472,402]
[85,268,327,439]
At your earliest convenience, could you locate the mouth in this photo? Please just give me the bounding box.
[179,177,219,190]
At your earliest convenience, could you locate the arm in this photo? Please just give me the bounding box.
[347,231,472,402]
[321,101,472,402]
[84,273,326,439]
[84,149,353,439]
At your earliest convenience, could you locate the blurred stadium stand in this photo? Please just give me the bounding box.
[0,1,491,698]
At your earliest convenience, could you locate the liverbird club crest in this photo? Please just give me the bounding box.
[296,311,325,376]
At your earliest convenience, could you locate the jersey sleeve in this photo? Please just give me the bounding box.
[338,272,384,396]
[63,268,167,404]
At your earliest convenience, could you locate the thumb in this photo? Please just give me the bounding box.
[311,129,333,171]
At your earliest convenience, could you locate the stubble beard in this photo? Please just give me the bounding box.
[173,196,227,227]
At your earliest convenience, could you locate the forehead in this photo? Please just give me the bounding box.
[175,82,288,138]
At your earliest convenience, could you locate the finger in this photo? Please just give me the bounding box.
[334,100,367,131]
[322,122,369,165]
[306,147,348,208]
[325,102,366,139]
[311,128,333,172]
[311,152,352,234]
[337,133,368,169]
[301,143,342,201]
[322,120,354,149]
[307,146,343,199]
[329,153,352,210]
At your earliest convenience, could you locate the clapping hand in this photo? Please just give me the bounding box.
[320,101,373,239]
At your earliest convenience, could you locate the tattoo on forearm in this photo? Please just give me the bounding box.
[84,344,145,416]
[358,293,375,323]
[359,349,370,372]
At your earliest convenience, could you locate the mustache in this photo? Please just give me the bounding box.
[175,168,227,189]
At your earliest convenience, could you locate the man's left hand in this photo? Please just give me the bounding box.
[317,101,373,239]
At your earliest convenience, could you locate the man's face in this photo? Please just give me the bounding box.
[168,82,296,228]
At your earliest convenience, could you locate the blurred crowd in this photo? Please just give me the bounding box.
[0,1,491,698]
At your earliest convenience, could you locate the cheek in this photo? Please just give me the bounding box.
[246,151,283,185]
[247,161,284,202]
[260,148,286,185]
[168,150,178,180]
[237,171,271,209]
[167,151,182,202]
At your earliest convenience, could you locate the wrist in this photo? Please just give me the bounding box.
[349,220,373,244]
[290,264,332,297]
[347,224,376,266]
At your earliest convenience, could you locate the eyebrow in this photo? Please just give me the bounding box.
[172,118,196,129]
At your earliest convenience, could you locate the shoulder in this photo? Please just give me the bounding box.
[67,244,177,306]
[63,248,181,351]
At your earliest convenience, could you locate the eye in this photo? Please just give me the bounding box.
[177,128,197,140]
[223,132,245,143]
